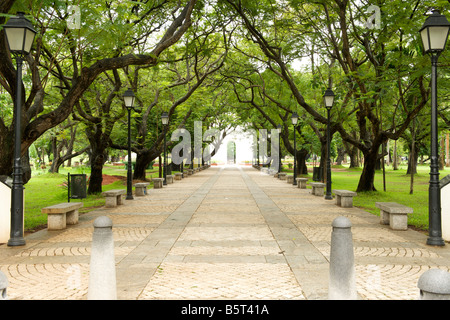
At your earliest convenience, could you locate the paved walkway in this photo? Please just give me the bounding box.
[1,165,449,300]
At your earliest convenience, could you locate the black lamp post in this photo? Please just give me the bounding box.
[268,132,271,167]
[161,112,169,185]
[419,9,450,246]
[324,88,335,200]
[277,124,282,173]
[4,12,37,247]
[123,88,136,200]
[291,112,299,186]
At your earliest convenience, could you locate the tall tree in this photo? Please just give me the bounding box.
[0,0,197,183]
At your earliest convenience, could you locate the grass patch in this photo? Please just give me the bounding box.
[24,172,127,231]
[24,163,443,233]
[282,163,448,232]
[23,164,168,231]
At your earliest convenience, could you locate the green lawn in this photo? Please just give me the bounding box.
[24,164,165,231]
[24,163,444,233]
[285,164,450,232]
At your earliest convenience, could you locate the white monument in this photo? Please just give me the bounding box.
[440,175,450,242]
[0,180,11,244]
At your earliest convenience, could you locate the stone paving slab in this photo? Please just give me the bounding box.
[0,165,449,301]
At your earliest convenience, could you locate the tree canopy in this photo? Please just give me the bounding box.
[1,0,450,193]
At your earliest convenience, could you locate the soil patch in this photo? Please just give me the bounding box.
[102,174,126,185]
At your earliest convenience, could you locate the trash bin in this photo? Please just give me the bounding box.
[68,173,87,202]
[313,167,322,182]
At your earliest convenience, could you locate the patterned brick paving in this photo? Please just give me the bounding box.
[0,165,449,301]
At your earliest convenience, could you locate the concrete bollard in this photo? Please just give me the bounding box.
[328,216,357,300]
[418,269,450,300]
[0,270,8,300]
[88,216,117,300]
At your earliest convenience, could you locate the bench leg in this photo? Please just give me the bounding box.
[48,214,66,230]
[135,187,145,196]
[390,214,408,230]
[66,209,79,225]
[117,194,124,205]
[335,195,342,206]
[315,187,324,196]
[105,196,117,208]
[380,210,390,225]
[340,196,353,208]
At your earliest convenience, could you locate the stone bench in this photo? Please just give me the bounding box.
[42,202,83,230]
[375,202,413,230]
[287,175,294,183]
[166,175,174,184]
[102,189,126,208]
[309,182,326,196]
[296,178,308,189]
[333,189,357,208]
[134,182,150,196]
[175,172,183,180]
[186,169,193,176]
[278,173,287,180]
[152,178,164,188]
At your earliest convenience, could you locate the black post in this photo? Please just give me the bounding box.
[427,54,444,246]
[163,127,167,186]
[8,57,25,247]
[126,107,133,200]
[325,107,333,200]
[68,173,71,203]
[293,126,297,186]
[278,130,282,173]
[181,148,184,178]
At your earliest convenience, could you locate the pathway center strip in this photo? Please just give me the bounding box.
[238,167,330,299]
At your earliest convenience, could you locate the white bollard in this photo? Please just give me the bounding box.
[88,216,117,300]
[0,270,8,300]
[328,216,357,300]
[418,269,450,300]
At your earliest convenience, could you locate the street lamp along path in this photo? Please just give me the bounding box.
[4,12,37,247]
[323,88,335,201]
[123,88,137,200]
[419,9,450,247]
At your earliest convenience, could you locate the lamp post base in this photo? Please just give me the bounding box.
[325,194,333,200]
[426,236,445,246]
[7,237,25,247]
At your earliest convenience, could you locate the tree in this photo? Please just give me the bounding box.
[222,0,435,192]
[0,0,197,184]
[48,118,88,173]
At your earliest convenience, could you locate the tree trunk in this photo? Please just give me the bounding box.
[336,146,345,165]
[406,146,419,175]
[133,148,161,181]
[296,149,308,175]
[356,148,379,192]
[393,140,398,170]
[88,149,105,194]
[344,141,359,168]
[86,129,109,194]
[319,136,327,182]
